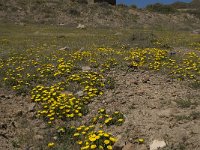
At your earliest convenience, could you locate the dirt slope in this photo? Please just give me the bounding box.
[1,69,200,150]
[0,0,199,29]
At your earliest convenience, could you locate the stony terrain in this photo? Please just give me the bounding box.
[0,1,200,150]
[1,70,200,150]
[0,0,199,29]
[89,70,200,149]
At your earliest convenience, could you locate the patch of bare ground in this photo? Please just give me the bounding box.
[0,89,54,150]
[0,69,200,150]
[86,70,200,149]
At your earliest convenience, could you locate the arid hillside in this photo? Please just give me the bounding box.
[0,0,199,29]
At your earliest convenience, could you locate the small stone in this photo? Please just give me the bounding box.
[113,135,125,150]
[29,112,36,119]
[28,103,36,112]
[115,32,122,36]
[34,135,44,141]
[142,75,150,83]
[113,141,125,150]
[135,90,145,96]
[128,138,133,142]
[192,29,200,34]
[158,109,172,118]
[59,46,70,51]
[115,91,121,95]
[150,140,166,150]
[121,100,126,104]
[61,91,73,95]
[6,95,13,99]
[0,123,7,130]
[127,92,134,97]
[79,47,85,51]
[53,136,58,140]
[122,143,134,150]
[16,110,23,117]
[76,91,84,97]
[133,80,139,85]
[135,144,147,150]
[0,94,6,98]
[107,109,111,113]
[82,66,91,72]
[171,101,177,106]
[166,79,172,82]
[39,123,46,129]
[77,24,86,29]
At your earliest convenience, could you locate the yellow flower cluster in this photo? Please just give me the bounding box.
[31,85,85,123]
[73,126,117,150]
[126,48,168,70]
[48,142,55,148]
[125,48,200,81]
[92,109,125,126]
[54,59,74,76]
[67,71,104,102]
[190,42,200,51]
[71,51,92,61]
[101,58,118,72]
[168,52,200,80]
[1,44,199,149]
[56,109,124,149]
[37,63,55,78]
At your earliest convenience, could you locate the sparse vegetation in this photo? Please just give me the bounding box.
[146,3,177,14]
[0,23,199,149]
[175,99,198,108]
[0,0,200,150]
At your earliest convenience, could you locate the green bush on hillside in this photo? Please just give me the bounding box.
[146,3,177,14]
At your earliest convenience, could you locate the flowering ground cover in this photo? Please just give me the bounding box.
[0,23,200,150]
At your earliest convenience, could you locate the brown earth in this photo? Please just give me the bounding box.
[1,69,200,150]
[0,0,199,29]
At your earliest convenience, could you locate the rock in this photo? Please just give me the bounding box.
[57,35,66,38]
[192,29,200,34]
[34,135,44,141]
[113,135,125,150]
[53,136,58,140]
[158,109,172,118]
[133,80,139,85]
[122,143,134,150]
[16,110,23,117]
[77,24,86,29]
[135,90,145,96]
[59,46,70,51]
[169,51,176,56]
[61,91,73,95]
[121,100,126,104]
[28,112,36,119]
[59,23,65,26]
[0,94,6,98]
[39,123,46,129]
[0,123,7,130]
[136,145,147,150]
[0,94,13,99]
[28,103,36,112]
[19,22,25,26]
[150,140,166,150]
[79,47,85,51]
[113,142,125,150]
[115,32,122,36]
[142,75,150,83]
[171,101,177,106]
[82,66,91,72]
[76,91,84,97]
